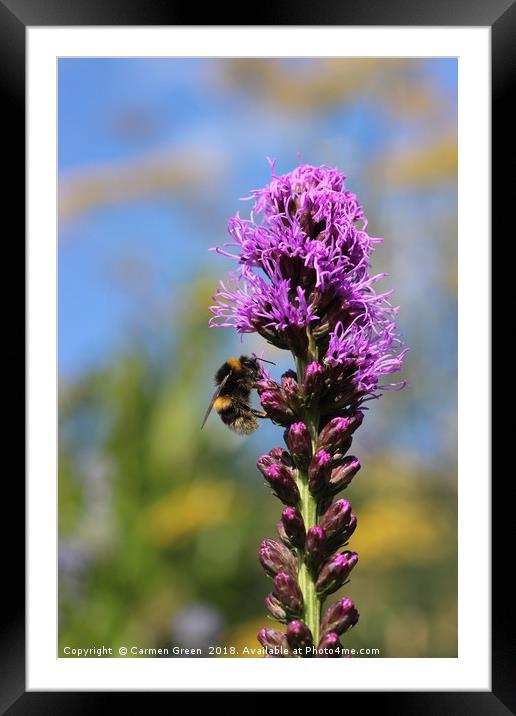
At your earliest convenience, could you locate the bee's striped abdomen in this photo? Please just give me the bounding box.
[214,395,258,434]
[213,395,233,413]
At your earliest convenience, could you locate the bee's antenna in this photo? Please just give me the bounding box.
[252,352,276,366]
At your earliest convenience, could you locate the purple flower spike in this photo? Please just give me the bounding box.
[308,449,333,496]
[316,632,342,658]
[210,163,406,393]
[320,499,357,549]
[209,163,407,656]
[320,597,359,637]
[257,627,290,657]
[273,572,304,616]
[317,413,364,454]
[328,456,361,495]
[280,506,306,549]
[286,422,312,470]
[316,551,359,597]
[286,620,313,654]
[258,539,297,579]
[305,526,328,576]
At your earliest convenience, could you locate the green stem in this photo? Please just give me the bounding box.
[295,346,321,650]
[297,474,320,647]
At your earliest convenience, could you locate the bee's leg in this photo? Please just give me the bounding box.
[234,400,268,419]
[251,409,268,419]
[241,403,268,418]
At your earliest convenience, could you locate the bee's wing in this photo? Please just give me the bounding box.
[201,372,231,429]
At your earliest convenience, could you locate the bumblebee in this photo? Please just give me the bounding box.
[201,355,272,435]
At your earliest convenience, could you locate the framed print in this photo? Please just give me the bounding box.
[4,0,508,709]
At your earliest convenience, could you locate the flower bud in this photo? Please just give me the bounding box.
[257,377,280,393]
[308,450,332,496]
[268,447,294,467]
[317,412,364,454]
[324,381,359,412]
[257,450,294,476]
[273,572,304,616]
[286,620,313,653]
[275,518,290,547]
[305,526,328,576]
[316,631,342,657]
[264,593,287,623]
[302,362,325,403]
[257,627,290,656]
[316,551,359,597]
[332,436,353,461]
[327,456,361,495]
[281,369,298,389]
[261,462,300,506]
[285,422,312,470]
[260,389,296,426]
[281,371,303,414]
[320,597,359,637]
[258,539,297,579]
[320,499,357,549]
[280,506,306,549]
[256,453,274,474]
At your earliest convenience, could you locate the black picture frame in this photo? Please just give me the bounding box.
[6,0,506,710]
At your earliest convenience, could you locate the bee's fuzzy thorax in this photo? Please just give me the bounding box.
[226,357,242,372]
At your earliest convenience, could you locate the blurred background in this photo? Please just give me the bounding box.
[58,58,457,658]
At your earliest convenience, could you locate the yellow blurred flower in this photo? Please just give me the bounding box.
[143,481,236,546]
[376,137,457,186]
[353,497,451,569]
